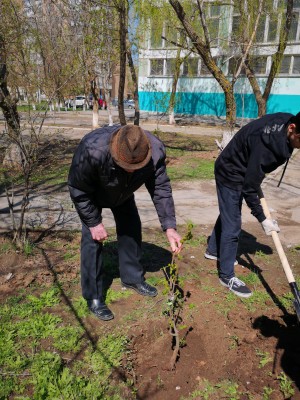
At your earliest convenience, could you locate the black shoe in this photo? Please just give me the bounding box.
[87,299,114,321]
[205,249,238,266]
[121,281,158,297]
[219,276,252,298]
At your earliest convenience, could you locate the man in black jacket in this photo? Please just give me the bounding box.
[68,124,182,321]
[205,112,300,298]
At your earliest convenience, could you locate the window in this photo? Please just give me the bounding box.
[164,25,178,48]
[292,56,300,74]
[249,56,268,75]
[207,18,219,46]
[289,11,299,41]
[279,56,292,74]
[228,58,246,76]
[232,15,241,39]
[150,59,164,76]
[294,0,300,8]
[256,15,267,43]
[182,58,199,76]
[210,4,221,17]
[200,61,212,76]
[267,13,278,42]
[150,21,163,49]
[207,4,221,46]
[165,59,177,75]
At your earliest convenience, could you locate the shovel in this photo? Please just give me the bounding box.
[258,187,300,322]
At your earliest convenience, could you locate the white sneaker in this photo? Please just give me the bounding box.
[204,249,238,266]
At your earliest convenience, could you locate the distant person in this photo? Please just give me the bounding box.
[205,112,300,298]
[68,125,182,321]
[98,98,103,110]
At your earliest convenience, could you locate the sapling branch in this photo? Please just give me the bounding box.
[162,223,193,370]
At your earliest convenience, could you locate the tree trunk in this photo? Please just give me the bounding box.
[244,0,293,116]
[0,30,20,138]
[117,0,127,126]
[168,47,182,125]
[90,79,99,129]
[127,43,140,126]
[168,0,236,129]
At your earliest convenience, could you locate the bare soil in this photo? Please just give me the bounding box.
[1,220,300,400]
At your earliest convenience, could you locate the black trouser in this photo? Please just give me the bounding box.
[80,196,143,300]
[207,181,243,279]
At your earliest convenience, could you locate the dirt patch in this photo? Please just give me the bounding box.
[1,221,300,399]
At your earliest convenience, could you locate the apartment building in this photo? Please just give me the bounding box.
[138,1,300,118]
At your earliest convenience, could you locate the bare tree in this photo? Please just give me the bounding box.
[168,0,237,129]
[113,0,127,126]
[0,0,79,248]
[244,0,294,116]
[166,0,272,138]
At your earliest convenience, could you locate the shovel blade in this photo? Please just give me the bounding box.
[293,299,300,323]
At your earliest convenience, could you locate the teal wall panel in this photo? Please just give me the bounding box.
[139,91,300,119]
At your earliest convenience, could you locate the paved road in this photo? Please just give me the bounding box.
[0,109,224,139]
[0,112,299,246]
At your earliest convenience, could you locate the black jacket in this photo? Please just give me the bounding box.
[215,113,294,222]
[68,125,176,231]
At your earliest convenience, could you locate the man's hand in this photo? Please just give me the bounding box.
[261,218,280,236]
[89,223,108,242]
[166,228,183,254]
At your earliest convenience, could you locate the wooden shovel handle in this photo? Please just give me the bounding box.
[258,188,295,284]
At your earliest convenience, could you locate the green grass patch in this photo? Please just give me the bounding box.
[184,234,207,248]
[17,102,49,112]
[240,272,260,286]
[0,241,15,254]
[167,158,215,181]
[256,349,273,368]
[105,287,132,304]
[241,289,270,312]
[215,292,238,316]
[0,288,130,399]
[31,163,70,186]
[182,378,242,400]
[277,291,296,313]
[64,250,80,262]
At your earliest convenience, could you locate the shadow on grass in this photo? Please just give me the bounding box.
[101,240,172,297]
[237,229,292,318]
[253,315,300,391]
[236,230,300,392]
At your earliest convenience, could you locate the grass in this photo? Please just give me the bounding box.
[17,102,49,112]
[181,378,241,400]
[0,131,216,190]
[256,349,273,368]
[241,290,270,312]
[0,288,131,399]
[215,292,238,316]
[0,225,299,399]
[167,158,215,181]
[277,372,295,398]
[31,163,71,186]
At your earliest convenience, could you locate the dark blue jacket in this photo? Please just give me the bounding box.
[215,113,294,222]
[68,125,176,231]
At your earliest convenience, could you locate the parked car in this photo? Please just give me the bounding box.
[65,95,87,108]
[124,99,135,109]
[112,98,135,109]
[111,98,118,107]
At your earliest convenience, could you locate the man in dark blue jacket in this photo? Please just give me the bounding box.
[68,124,182,320]
[205,112,300,298]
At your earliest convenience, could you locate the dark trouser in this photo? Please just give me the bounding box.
[80,196,144,300]
[207,181,243,280]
